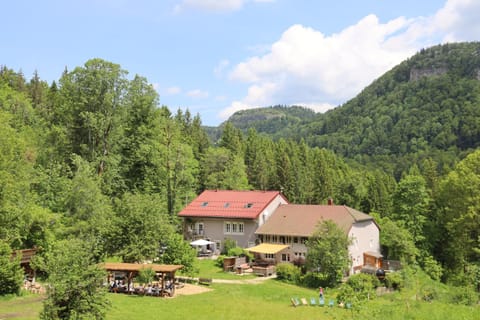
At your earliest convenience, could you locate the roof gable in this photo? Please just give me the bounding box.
[178,190,287,219]
[255,204,375,236]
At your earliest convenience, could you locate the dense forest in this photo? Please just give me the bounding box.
[223,42,480,177]
[1,42,479,295]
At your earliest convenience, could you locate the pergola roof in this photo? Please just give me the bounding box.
[101,262,183,273]
[247,243,289,254]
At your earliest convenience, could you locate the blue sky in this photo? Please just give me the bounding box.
[2,0,479,126]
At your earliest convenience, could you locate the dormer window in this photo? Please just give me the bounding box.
[244,203,253,208]
[224,202,230,208]
[201,202,208,207]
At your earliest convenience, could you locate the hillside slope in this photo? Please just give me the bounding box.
[219,42,480,173]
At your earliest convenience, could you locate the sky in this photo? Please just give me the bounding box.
[2,0,480,126]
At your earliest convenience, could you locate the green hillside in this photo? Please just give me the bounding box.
[222,42,480,174]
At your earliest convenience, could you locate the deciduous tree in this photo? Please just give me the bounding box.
[306,220,351,286]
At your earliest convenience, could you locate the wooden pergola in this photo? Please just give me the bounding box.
[100,262,183,296]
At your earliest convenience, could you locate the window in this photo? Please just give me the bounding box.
[201,202,208,207]
[224,202,230,208]
[265,253,274,259]
[282,254,290,262]
[293,237,298,244]
[244,203,253,208]
[224,222,245,234]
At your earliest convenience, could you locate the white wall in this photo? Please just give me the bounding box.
[258,195,289,227]
[348,221,380,274]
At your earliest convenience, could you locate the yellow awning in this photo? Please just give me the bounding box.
[247,243,289,254]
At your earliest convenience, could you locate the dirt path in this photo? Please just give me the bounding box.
[211,274,276,284]
[173,274,276,296]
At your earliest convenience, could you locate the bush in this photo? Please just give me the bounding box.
[276,263,301,283]
[0,242,24,295]
[226,247,253,262]
[420,254,443,281]
[215,255,227,268]
[344,273,379,300]
[137,267,156,285]
[40,239,109,320]
[448,285,478,306]
[300,272,330,288]
[385,271,403,290]
[223,239,236,254]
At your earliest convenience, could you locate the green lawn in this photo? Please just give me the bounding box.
[2,261,478,320]
[179,258,256,280]
[0,294,44,320]
[1,280,478,320]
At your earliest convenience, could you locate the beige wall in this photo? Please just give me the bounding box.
[183,194,288,252]
[256,220,381,270]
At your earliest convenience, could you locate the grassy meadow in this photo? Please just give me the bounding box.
[2,280,478,320]
[1,259,478,319]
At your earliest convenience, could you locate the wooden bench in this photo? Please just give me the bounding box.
[198,278,212,285]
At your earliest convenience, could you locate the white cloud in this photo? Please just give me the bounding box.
[166,86,181,95]
[174,0,273,13]
[187,89,209,99]
[214,59,230,78]
[219,100,258,120]
[432,0,480,42]
[221,0,480,120]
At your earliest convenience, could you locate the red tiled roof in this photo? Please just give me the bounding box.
[178,190,286,219]
[255,204,375,236]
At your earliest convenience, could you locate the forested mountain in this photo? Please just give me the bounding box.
[205,105,315,143]
[0,44,479,294]
[224,42,480,176]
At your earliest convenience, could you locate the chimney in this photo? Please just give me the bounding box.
[327,198,333,206]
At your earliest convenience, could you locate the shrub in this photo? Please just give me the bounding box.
[137,267,156,285]
[420,254,443,281]
[276,263,301,283]
[419,284,439,302]
[448,285,478,306]
[385,271,403,290]
[300,272,330,288]
[226,247,253,262]
[40,239,108,320]
[223,239,236,254]
[0,242,24,295]
[344,273,379,300]
[215,255,227,268]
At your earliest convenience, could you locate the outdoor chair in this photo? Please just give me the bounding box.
[328,299,335,307]
[345,302,352,309]
[319,297,325,307]
[309,297,317,306]
[301,298,308,306]
[290,297,300,307]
